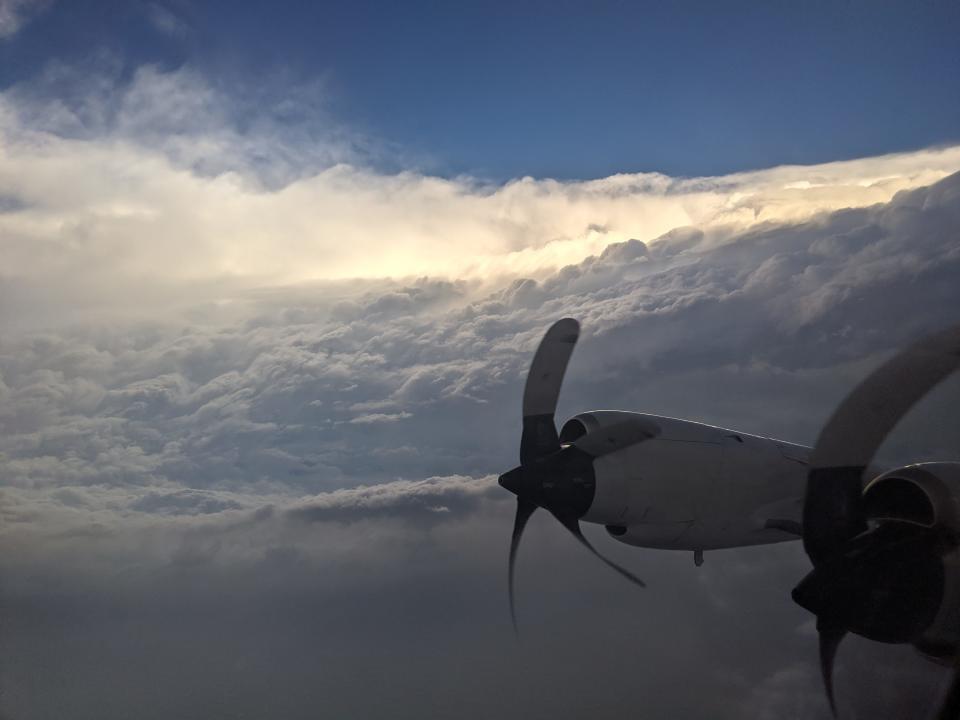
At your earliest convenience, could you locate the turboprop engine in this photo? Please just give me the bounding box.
[791,323,960,718]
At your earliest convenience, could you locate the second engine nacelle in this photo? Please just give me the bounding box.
[860,462,960,661]
[863,462,960,533]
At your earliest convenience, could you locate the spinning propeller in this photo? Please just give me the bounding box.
[498,318,645,632]
[794,324,960,718]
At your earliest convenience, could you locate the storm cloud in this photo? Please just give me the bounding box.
[3,149,960,719]
[3,64,960,336]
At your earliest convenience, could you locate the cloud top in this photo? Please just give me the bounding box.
[2,65,960,328]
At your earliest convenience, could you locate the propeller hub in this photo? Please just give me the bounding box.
[497,467,527,497]
[793,523,946,645]
[498,445,596,519]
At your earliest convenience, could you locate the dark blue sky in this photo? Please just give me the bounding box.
[3,0,959,180]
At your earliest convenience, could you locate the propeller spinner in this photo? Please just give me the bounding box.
[499,318,645,633]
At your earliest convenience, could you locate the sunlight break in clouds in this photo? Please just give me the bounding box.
[1,64,960,326]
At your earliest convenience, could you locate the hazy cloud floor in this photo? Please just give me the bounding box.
[2,169,960,718]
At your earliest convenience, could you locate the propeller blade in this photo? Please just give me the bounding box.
[817,622,847,717]
[508,498,537,635]
[549,509,646,589]
[521,318,580,465]
[935,656,960,720]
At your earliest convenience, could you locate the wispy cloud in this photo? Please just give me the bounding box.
[0,0,50,38]
[286,474,497,523]
[145,2,188,38]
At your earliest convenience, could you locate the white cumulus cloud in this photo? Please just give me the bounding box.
[2,65,960,329]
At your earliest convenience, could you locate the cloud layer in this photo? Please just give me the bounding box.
[3,158,960,718]
[3,63,960,720]
[2,66,960,329]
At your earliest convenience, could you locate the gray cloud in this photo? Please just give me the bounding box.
[2,489,950,720]
[129,489,245,516]
[3,173,958,501]
[286,474,497,524]
[2,172,960,719]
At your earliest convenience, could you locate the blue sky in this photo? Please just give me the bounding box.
[2,0,959,180]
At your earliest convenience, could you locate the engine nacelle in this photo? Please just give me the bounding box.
[863,462,960,532]
[559,411,659,527]
[862,463,960,660]
[560,411,729,536]
[559,410,655,444]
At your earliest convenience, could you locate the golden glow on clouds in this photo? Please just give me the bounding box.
[2,84,959,300]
